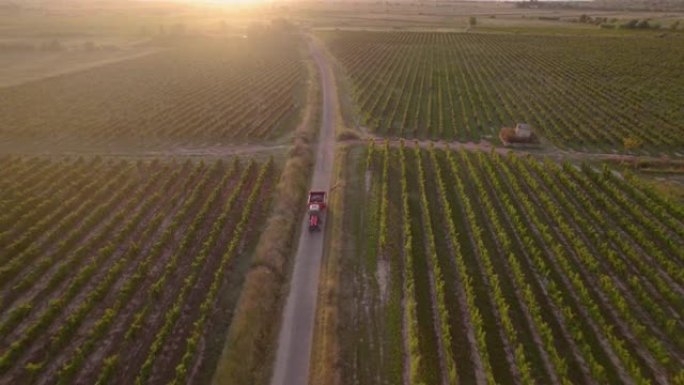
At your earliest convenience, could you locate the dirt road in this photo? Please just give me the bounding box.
[269,37,337,385]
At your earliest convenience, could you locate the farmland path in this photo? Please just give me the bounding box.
[269,36,337,385]
[349,137,684,170]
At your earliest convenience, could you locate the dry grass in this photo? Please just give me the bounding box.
[212,266,281,385]
[308,146,348,385]
[337,128,361,141]
[211,48,321,385]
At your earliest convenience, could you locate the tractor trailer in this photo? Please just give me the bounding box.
[308,191,326,232]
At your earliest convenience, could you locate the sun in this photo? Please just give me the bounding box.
[184,0,270,4]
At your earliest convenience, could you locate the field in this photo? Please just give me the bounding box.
[2,2,684,385]
[336,143,683,385]
[0,34,305,151]
[323,31,684,153]
[0,156,278,385]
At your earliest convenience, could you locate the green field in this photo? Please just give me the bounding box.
[0,155,278,384]
[323,31,684,153]
[337,142,684,385]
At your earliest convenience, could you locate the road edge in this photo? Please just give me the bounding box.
[210,34,321,385]
[268,33,339,385]
[308,144,349,385]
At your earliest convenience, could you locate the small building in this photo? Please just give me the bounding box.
[500,122,537,145]
[515,123,533,139]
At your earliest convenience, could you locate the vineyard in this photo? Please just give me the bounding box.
[323,32,684,152]
[0,155,278,385]
[348,142,684,385]
[0,36,305,149]
[3,9,684,385]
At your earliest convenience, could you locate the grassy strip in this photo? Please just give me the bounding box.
[308,145,348,385]
[211,40,321,385]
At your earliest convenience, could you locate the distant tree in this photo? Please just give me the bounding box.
[671,20,681,30]
[621,19,639,29]
[469,16,477,27]
[637,19,651,29]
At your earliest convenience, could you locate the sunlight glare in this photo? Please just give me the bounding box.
[187,0,270,5]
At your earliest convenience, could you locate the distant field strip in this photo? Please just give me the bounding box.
[324,32,684,151]
[359,142,683,385]
[0,37,304,148]
[0,156,278,385]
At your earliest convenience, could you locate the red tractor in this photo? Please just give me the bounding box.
[308,191,326,232]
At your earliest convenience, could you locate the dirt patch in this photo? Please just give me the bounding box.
[376,258,389,304]
[364,170,372,193]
